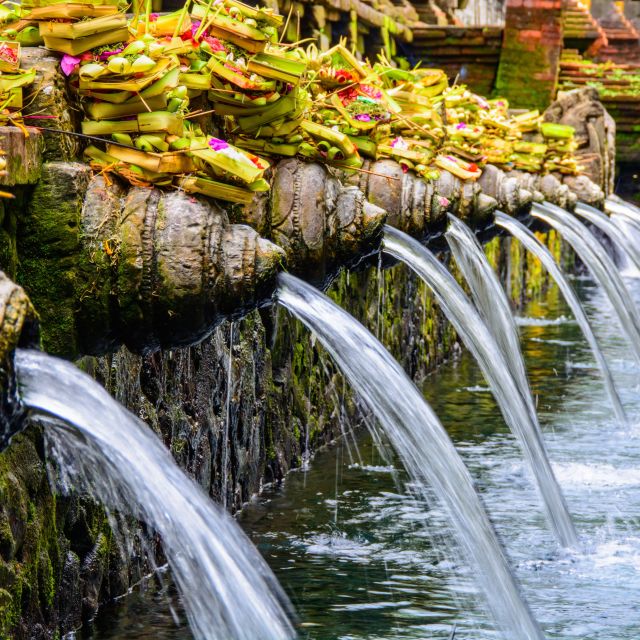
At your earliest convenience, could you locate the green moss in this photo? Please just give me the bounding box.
[494,34,559,110]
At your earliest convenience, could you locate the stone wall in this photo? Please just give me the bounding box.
[495,0,564,109]
[0,226,568,638]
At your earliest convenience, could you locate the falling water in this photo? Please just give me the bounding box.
[607,194,640,218]
[604,198,640,275]
[445,216,535,418]
[494,211,627,425]
[223,322,234,510]
[574,202,640,274]
[14,349,295,640]
[531,202,640,365]
[276,272,544,640]
[383,225,577,548]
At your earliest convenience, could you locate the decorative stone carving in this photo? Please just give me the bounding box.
[0,271,38,450]
[543,86,616,195]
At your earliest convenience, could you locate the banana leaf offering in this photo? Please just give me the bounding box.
[0,42,36,124]
[511,140,547,172]
[540,123,579,175]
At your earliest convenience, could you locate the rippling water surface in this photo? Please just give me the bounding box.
[92,271,640,639]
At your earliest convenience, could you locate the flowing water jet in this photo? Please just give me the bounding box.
[606,195,640,219]
[382,225,578,547]
[276,272,544,640]
[574,203,640,274]
[531,202,640,365]
[443,214,577,546]
[14,349,296,640]
[494,211,627,425]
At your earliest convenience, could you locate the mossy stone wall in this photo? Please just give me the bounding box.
[0,229,567,638]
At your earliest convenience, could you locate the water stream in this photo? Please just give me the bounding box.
[494,211,627,424]
[74,211,640,640]
[444,215,577,547]
[531,202,640,364]
[243,270,640,639]
[276,272,543,639]
[383,224,577,547]
[14,350,295,640]
[574,202,640,274]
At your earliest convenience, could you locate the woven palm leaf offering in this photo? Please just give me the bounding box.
[0,2,42,47]
[0,40,36,127]
[36,0,274,204]
[372,62,446,178]
[540,122,580,175]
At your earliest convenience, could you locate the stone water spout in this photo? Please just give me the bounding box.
[339,159,498,238]
[235,158,387,284]
[510,171,578,211]
[0,271,38,449]
[76,177,286,355]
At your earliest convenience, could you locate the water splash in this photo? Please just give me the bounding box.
[531,202,640,365]
[383,225,577,548]
[15,349,296,640]
[494,211,627,425]
[277,272,543,640]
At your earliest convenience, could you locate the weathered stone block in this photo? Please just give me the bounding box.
[20,48,80,162]
[0,127,43,187]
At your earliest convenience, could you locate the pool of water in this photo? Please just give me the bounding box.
[89,272,640,639]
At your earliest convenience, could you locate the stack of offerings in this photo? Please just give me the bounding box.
[476,100,541,170]
[36,3,127,55]
[200,30,365,172]
[195,1,320,167]
[374,63,446,179]
[435,85,486,180]
[0,39,36,126]
[540,122,580,175]
[41,3,273,203]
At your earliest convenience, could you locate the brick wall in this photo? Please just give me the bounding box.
[495,0,564,108]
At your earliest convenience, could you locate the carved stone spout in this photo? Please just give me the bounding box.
[477,165,533,215]
[340,159,498,239]
[0,272,39,450]
[510,171,578,211]
[235,159,387,285]
[77,178,286,355]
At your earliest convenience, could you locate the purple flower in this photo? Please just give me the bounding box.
[191,20,201,37]
[60,54,81,76]
[456,122,467,130]
[209,137,229,151]
[355,113,371,122]
[99,48,123,61]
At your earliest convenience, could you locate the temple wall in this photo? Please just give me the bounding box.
[0,224,569,638]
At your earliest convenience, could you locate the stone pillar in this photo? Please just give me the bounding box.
[495,0,564,109]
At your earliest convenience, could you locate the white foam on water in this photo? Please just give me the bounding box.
[515,315,576,327]
[552,462,640,488]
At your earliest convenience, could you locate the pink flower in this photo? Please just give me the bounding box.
[209,137,229,151]
[60,54,81,76]
[355,113,371,122]
[203,35,226,52]
[150,12,159,21]
[191,20,201,37]
[438,196,450,208]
